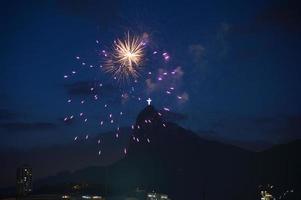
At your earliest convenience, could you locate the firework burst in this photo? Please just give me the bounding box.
[63,30,188,157]
[104,32,145,81]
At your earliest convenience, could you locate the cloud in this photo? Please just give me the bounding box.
[215,22,231,59]
[177,92,189,104]
[189,44,206,65]
[58,117,76,126]
[0,108,28,122]
[0,109,18,121]
[145,78,157,93]
[64,81,119,96]
[156,67,184,80]
[0,122,57,133]
[121,93,129,104]
[145,66,184,94]
[173,66,184,79]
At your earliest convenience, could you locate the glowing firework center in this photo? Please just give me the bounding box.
[105,33,145,81]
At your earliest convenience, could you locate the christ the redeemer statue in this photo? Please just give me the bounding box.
[146,98,152,106]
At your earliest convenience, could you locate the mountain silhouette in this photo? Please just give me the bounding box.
[2,106,300,200]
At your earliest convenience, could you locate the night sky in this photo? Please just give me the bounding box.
[1,0,301,149]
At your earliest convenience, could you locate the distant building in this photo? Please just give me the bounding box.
[146,192,170,200]
[16,165,32,197]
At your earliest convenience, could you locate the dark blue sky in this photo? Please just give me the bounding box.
[1,0,301,149]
